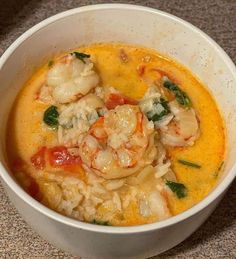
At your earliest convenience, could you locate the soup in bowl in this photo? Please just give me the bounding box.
[0,4,235,258]
[7,43,225,226]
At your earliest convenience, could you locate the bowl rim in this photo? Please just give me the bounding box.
[0,3,236,234]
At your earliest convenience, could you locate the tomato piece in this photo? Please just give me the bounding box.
[31,146,46,170]
[105,93,138,110]
[137,64,146,76]
[105,94,124,109]
[123,96,138,106]
[28,180,40,200]
[48,146,81,167]
[12,158,25,173]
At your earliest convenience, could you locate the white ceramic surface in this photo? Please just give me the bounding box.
[0,4,235,259]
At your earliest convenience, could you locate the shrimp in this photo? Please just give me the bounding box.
[160,101,199,146]
[79,105,157,179]
[139,84,199,147]
[137,167,172,220]
[46,53,99,103]
[148,190,171,220]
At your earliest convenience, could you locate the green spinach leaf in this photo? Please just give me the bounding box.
[91,219,111,226]
[43,105,59,129]
[147,97,170,122]
[72,51,90,63]
[166,180,187,199]
[178,159,201,169]
[163,80,191,107]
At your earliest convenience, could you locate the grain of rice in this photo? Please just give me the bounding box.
[136,165,155,183]
[84,186,91,199]
[139,199,151,217]
[155,161,171,178]
[123,194,131,209]
[103,200,115,211]
[58,125,63,144]
[105,179,125,191]
[92,183,107,194]
[85,206,96,216]
[94,86,105,99]
[71,210,83,220]
[58,200,74,215]
[41,181,62,209]
[126,176,139,185]
[130,187,138,199]
[91,196,103,206]
[87,171,105,184]
[113,192,122,211]
[164,169,177,182]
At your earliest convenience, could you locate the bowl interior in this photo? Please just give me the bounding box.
[0,4,235,226]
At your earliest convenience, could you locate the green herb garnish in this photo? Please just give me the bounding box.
[43,105,59,129]
[166,180,187,199]
[72,51,90,63]
[214,161,224,178]
[48,60,54,67]
[91,219,111,226]
[163,79,191,107]
[147,97,170,121]
[218,161,224,171]
[178,159,201,169]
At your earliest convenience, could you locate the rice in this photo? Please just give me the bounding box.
[139,199,151,217]
[155,161,171,178]
[122,194,131,209]
[105,179,125,191]
[94,86,105,99]
[136,165,155,183]
[92,183,107,194]
[113,192,122,211]
[34,164,172,225]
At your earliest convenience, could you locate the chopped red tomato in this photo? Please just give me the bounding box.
[31,146,46,170]
[48,146,81,167]
[105,94,124,109]
[12,158,25,172]
[105,93,138,110]
[137,65,146,76]
[123,96,138,105]
[28,180,40,200]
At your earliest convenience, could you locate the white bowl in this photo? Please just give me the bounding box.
[0,4,235,259]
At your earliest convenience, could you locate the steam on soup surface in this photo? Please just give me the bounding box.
[7,43,225,226]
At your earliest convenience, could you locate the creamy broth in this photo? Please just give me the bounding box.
[7,43,225,226]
